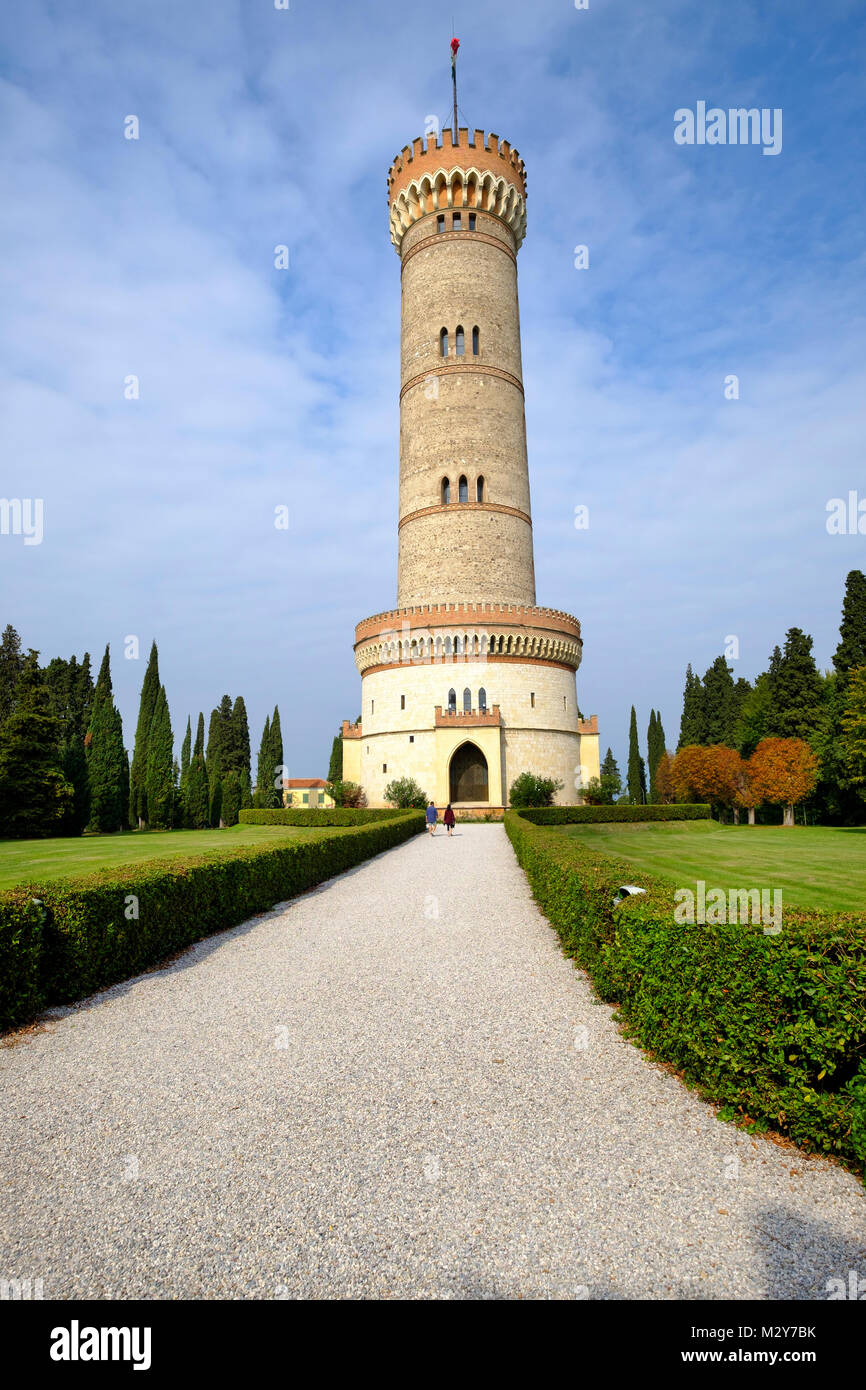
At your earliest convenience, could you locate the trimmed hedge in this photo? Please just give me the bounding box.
[0,812,424,1032]
[505,810,866,1170]
[519,804,711,824]
[238,807,407,827]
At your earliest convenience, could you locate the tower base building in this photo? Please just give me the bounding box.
[343,127,599,808]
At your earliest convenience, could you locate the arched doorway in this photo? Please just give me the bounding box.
[449,741,489,803]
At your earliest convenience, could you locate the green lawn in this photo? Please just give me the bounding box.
[556,821,866,912]
[0,824,334,890]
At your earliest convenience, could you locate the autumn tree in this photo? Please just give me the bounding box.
[670,744,742,817]
[749,737,819,827]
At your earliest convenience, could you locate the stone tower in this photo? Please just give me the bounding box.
[342,127,599,809]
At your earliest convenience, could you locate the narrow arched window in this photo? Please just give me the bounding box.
[441,477,450,504]
[448,688,456,714]
[472,325,479,355]
[463,687,472,712]
[440,327,449,358]
[479,687,487,713]
[455,325,465,357]
[458,475,468,503]
[476,475,484,502]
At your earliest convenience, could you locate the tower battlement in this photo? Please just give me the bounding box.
[387,129,527,201]
[387,128,527,253]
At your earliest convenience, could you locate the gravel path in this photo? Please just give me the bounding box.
[1,824,863,1300]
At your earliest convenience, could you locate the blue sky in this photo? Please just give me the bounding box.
[2,0,865,779]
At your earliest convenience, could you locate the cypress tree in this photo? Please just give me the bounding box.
[268,705,284,808]
[230,696,252,805]
[59,732,90,834]
[207,697,232,826]
[0,624,24,728]
[187,712,210,829]
[702,656,738,746]
[677,665,706,748]
[627,706,643,804]
[86,647,126,832]
[768,627,825,743]
[327,733,343,784]
[254,714,270,806]
[833,569,866,691]
[144,685,174,830]
[221,771,242,826]
[178,716,192,824]
[0,654,73,838]
[129,641,160,829]
[647,709,667,801]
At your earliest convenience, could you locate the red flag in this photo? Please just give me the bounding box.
[451,37,460,67]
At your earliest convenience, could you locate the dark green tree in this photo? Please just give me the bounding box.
[646,710,664,800]
[229,696,252,806]
[221,770,242,826]
[327,733,343,784]
[768,627,825,744]
[0,624,24,728]
[600,746,622,802]
[833,570,866,691]
[0,654,73,837]
[702,656,738,746]
[178,716,192,825]
[677,664,706,748]
[86,647,127,832]
[267,706,284,808]
[207,697,232,825]
[59,732,90,834]
[129,642,160,828]
[187,713,210,829]
[735,672,774,757]
[254,713,271,807]
[144,685,174,830]
[627,706,644,804]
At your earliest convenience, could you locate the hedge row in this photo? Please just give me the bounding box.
[519,803,711,824]
[238,807,408,827]
[505,810,866,1169]
[0,812,424,1033]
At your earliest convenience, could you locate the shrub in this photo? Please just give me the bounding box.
[238,807,403,826]
[509,772,564,808]
[0,896,45,1031]
[384,776,427,809]
[325,779,367,808]
[518,803,711,824]
[505,809,866,1169]
[1,812,424,1032]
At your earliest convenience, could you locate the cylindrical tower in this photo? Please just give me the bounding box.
[341,127,600,810]
[390,128,534,608]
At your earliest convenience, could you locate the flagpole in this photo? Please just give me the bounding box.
[451,37,460,142]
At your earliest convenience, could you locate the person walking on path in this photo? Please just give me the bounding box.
[425,801,438,836]
[443,804,456,836]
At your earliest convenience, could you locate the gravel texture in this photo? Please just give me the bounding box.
[1,823,863,1300]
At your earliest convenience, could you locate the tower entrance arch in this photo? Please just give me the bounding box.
[449,741,489,803]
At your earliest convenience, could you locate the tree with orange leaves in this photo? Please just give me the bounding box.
[748,737,818,827]
[670,744,743,818]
